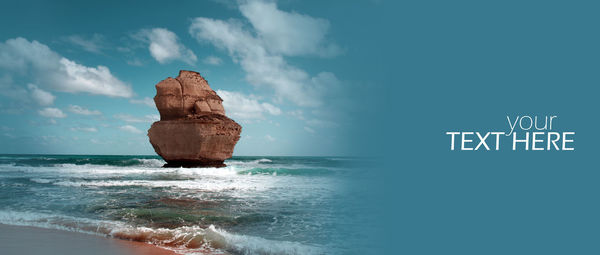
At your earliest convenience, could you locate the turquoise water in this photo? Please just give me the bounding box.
[0,155,358,254]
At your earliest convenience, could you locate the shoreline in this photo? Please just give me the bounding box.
[0,223,176,255]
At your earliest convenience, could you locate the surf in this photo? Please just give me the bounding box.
[0,155,353,254]
[0,210,323,255]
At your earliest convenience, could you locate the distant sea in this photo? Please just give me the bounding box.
[0,155,360,255]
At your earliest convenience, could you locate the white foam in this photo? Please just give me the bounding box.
[30,178,53,184]
[134,158,166,167]
[53,179,271,193]
[2,163,243,178]
[209,225,323,255]
[226,158,272,167]
[0,210,322,255]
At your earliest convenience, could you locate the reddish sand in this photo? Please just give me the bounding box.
[0,224,176,255]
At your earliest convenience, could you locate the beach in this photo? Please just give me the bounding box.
[0,224,175,255]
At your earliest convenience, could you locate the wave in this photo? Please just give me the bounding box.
[0,210,322,255]
[134,158,165,167]
[0,155,165,168]
[52,179,270,193]
[2,161,338,179]
[29,178,53,184]
[237,168,335,176]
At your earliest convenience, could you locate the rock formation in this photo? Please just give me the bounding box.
[148,70,241,167]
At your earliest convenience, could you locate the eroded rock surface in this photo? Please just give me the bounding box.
[148,70,241,167]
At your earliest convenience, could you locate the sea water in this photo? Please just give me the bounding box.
[0,155,361,254]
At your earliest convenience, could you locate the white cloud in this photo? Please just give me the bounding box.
[68,105,101,115]
[239,0,340,57]
[62,34,106,54]
[28,84,55,106]
[203,56,223,65]
[138,28,197,64]
[129,97,155,107]
[70,127,98,132]
[0,75,29,102]
[119,125,143,134]
[189,1,341,107]
[38,107,66,118]
[58,58,133,97]
[216,89,280,121]
[265,134,276,142]
[0,38,133,98]
[114,114,159,123]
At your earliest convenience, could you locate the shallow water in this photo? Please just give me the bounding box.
[0,155,359,254]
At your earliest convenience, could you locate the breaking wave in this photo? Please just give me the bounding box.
[0,156,341,178]
[0,210,322,255]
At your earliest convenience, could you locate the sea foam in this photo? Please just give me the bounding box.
[0,210,322,255]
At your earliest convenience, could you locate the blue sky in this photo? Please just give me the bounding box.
[0,0,392,156]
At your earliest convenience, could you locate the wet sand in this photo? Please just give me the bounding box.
[0,224,176,255]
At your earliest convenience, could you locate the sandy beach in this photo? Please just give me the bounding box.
[0,224,175,255]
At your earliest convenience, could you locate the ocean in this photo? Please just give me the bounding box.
[0,155,360,255]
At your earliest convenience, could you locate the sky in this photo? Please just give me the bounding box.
[0,0,395,156]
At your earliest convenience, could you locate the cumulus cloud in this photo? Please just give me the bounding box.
[114,114,159,123]
[203,56,223,65]
[216,89,280,121]
[68,105,101,115]
[28,84,55,106]
[119,125,143,134]
[137,28,197,64]
[129,97,155,107]
[38,107,66,118]
[189,0,341,107]
[0,37,133,98]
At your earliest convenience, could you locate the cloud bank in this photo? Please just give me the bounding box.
[189,0,341,107]
[0,37,133,98]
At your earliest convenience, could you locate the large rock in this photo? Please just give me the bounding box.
[148,70,241,167]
